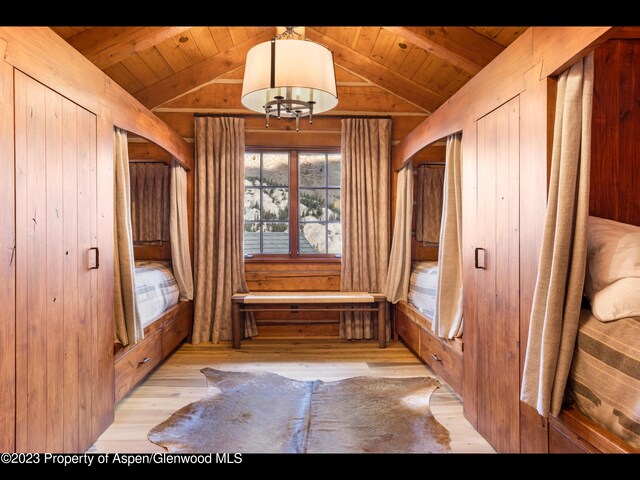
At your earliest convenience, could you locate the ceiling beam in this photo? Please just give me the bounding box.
[383,27,504,75]
[135,29,275,110]
[67,26,192,70]
[306,28,444,113]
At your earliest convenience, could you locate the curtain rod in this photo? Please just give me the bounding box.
[193,113,392,120]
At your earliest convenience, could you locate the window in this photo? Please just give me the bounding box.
[244,149,341,259]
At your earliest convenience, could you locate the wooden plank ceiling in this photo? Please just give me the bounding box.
[52,26,527,146]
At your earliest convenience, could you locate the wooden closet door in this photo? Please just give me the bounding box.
[475,96,520,453]
[14,71,99,452]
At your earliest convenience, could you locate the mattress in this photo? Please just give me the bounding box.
[407,261,439,320]
[135,260,180,328]
[567,309,640,449]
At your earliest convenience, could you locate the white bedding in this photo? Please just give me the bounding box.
[407,261,439,320]
[135,261,180,327]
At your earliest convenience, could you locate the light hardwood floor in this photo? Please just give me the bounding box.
[90,338,495,453]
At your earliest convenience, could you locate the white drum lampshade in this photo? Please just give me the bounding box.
[241,29,338,129]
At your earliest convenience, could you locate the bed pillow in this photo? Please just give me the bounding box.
[591,277,640,322]
[584,216,640,298]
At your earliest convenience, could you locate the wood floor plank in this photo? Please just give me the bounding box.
[90,338,494,453]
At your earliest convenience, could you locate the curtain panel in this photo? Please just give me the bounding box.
[340,118,391,340]
[130,163,170,244]
[521,53,594,417]
[170,161,194,301]
[415,165,445,245]
[433,133,464,339]
[384,163,413,304]
[192,117,257,343]
[114,128,143,346]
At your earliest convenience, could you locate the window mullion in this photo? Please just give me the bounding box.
[290,150,299,258]
[324,153,329,254]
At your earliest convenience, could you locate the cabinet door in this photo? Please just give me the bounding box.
[475,97,520,453]
[14,71,99,452]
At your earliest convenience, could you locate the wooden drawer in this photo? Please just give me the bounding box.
[115,330,162,403]
[396,310,420,353]
[419,328,463,396]
[162,306,192,357]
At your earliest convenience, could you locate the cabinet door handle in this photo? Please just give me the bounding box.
[138,357,151,366]
[431,354,442,362]
[475,248,486,269]
[89,247,100,270]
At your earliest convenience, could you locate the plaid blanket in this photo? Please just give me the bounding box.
[567,310,640,449]
[407,261,439,321]
[135,261,180,327]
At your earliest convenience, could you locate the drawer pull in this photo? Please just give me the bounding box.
[431,354,442,362]
[138,357,151,366]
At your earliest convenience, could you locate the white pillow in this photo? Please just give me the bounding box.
[591,277,640,322]
[584,216,640,298]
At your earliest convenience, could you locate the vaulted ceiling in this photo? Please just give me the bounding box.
[52,26,527,146]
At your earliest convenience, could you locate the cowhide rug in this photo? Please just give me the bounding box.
[148,369,451,453]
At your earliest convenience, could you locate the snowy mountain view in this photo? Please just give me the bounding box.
[244,152,341,255]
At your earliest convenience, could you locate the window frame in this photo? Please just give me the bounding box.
[244,146,341,263]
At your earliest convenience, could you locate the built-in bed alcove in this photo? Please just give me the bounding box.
[393,136,464,397]
[547,37,640,454]
[113,134,194,403]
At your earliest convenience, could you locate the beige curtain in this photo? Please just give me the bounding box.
[130,163,169,243]
[434,133,464,339]
[114,129,143,346]
[170,161,194,301]
[416,165,445,245]
[341,118,391,339]
[521,53,594,417]
[384,163,413,303]
[192,117,256,343]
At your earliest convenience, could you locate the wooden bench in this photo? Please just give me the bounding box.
[231,292,388,349]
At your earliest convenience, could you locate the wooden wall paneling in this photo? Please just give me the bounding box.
[499,97,520,453]
[44,86,65,452]
[14,68,27,451]
[244,262,342,330]
[133,242,172,261]
[476,108,497,449]
[518,63,552,452]
[94,106,114,438]
[62,96,80,452]
[128,140,172,162]
[461,116,478,427]
[15,71,48,451]
[76,104,97,450]
[590,40,640,227]
[153,112,427,146]
[0,48,16,453]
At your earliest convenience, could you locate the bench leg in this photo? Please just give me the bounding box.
[232,301,241,349]
[377,300,386,348]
